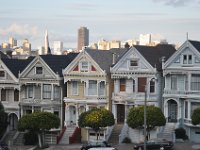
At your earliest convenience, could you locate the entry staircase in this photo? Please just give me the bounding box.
[108,124,123,144]
[158,123,176,142]
[59,125,76,144]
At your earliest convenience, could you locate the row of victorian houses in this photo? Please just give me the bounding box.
[1,39,200,143]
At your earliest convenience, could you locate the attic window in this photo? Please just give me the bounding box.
[36,67,43,74]
[0,71,5,78]
[130,60,138,67]
[80,61,89,72]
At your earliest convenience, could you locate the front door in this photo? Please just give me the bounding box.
[117,104,125,123]
[168,100,178,122]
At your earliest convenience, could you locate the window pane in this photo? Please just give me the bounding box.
[54,86,60,99]
[150,80,155,93]
[28,85,33,98]
[72,81,78,95]
[99,81,105,96]
[14,89,19,101]
[133,80,135,92]
[171,75,177,90]
[130,60,138,66]
[0,71,5,77]
[185,101,188,118]
[43,84,51,99]
[36,67,43,74]
[120,79,126,92]
[88,80,97,95]
[191,74,200,90]
[188,55,192,64]
[1,89,6,101]
[138,77,146,92]
[183,55,187,64]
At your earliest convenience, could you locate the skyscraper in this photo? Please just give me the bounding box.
[9,37,17,48]
[77,27,89,51]
[53,41,63,55]
[44,30,51,55]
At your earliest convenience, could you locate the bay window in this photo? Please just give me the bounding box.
[43,84,51,99]
[88,80,97,95]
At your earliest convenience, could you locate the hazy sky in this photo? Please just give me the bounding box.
[1,0,200,49]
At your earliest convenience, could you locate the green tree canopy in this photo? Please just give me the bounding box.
[78,108,114,140]
[192,107,200,125]
[0,102,8,138]
[18,112,60,147]
[127,106,166,139]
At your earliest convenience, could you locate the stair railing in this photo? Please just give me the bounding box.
[69,127,81,144]
[119,124,128,143]
[105,125,114,141]
[56,126,66,144]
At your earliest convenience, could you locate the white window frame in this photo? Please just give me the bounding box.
[35,66,43,74]
[88,80,97,96]
[54,86,60,99]
[191,74,200,91]
[99,81,105,96]
[27,85,33,98]
[0,70,6,79]
[183,54,193,65]
[71,81,78,95]
[80,61,89,72]
[43,84,51,99]
[171,75,177,90]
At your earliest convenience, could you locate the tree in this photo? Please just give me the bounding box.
[0,102,8,139]
[192,107,200,125]
[127,105,166,140]
[18,112,60,148]
[78,108,115,140]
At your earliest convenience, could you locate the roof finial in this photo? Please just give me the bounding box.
[186,32,189,40]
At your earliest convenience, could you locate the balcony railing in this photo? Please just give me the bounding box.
[164,89,200,96]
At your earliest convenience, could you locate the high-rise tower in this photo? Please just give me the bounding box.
[77,27,89,51]
[44,30,51,55]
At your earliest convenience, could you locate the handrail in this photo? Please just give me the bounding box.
[69,127,81,144]
[56,126,66,144]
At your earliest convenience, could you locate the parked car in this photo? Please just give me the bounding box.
[133,138,174,150]
[80,140,112,150]
[0,145,9,150]
[88,147,117,150]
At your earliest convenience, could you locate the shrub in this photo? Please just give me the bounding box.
[24,131,38,145]
[122,137,131,143]
[175,127,188,140]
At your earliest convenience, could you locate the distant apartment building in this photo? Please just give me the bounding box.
[77,27,89,51]
[22,38,31,51]
[9,37,17,48]
[53,41,63,55]
[97,39,121,50]
[139,34,151,45]
[1,42,10,49]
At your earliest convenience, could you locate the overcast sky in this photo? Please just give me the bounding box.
[1,0,200,49]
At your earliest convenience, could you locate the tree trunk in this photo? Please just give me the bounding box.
[38,133,42,148]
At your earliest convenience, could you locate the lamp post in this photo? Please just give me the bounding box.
[144,78,155,150]
[144,84,147,150]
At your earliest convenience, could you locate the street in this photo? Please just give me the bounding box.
[43,141,199,150]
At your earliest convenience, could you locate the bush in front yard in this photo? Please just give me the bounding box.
[175,127,188,140]
[24,131,38,145]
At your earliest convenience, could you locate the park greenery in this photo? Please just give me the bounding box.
[0,102,8,139]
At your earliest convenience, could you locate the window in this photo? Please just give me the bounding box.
[138,77,146,92]
[183,55,192,64]
[88,80,97,95]
[133,80,135,92]
[80,61,89,72]
[99,81,105,96]
[191,74,200,91]
[120,79,126,92]
[150,80,155,93]
[130,60,138,67]
[43,84,51,99]
[185,101,188,118]
[0,71,5,78]
[36,67,43,74]
[1,89,6,101]
[72,81,78,95]
[14,89,19,101]
[27,85,33,98]
[54,86,60,99]
[171,75,177,90]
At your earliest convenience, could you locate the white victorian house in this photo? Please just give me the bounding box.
[163,40,200,142]
[0,57,33,131]
[18,54,78,129]
[111,44,176,143]
[62,48,127,142]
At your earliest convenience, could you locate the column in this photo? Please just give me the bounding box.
[188,100,191,119]
[51,84,54,100]
[41,83,43,99]
[188,73,191,91]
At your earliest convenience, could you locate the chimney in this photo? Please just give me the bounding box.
[112,53,116,65]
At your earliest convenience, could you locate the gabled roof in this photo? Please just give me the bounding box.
[85,48,128,72]
[0,51,9,59]
[1,57,34,77]
[40,53,78,76]
[189,40,200,52]
[134,44,176,71]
